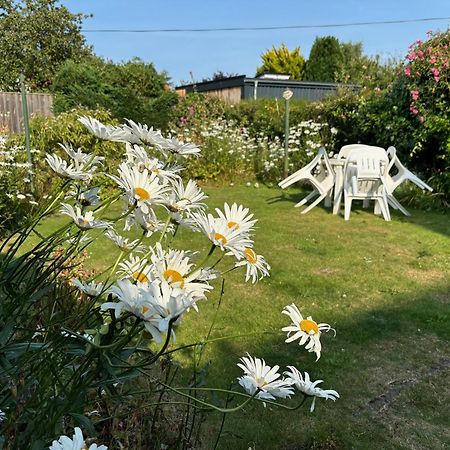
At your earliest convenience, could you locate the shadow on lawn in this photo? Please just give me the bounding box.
[203,280,450,450]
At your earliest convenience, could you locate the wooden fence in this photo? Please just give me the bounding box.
[0,92,53,134]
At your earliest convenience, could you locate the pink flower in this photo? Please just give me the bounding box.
[431,67,440,82]
[418,115,425,123]
[406,52,416,60]
[404,67,411,77]
[429,56,436,64]
[410,90,419,100]
[409,103,419,115]
[417,50,424,59]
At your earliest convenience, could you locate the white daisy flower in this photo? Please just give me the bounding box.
[78,115,129,142]
[165,179,207,214]
[196,267,220,281]
[49,426,107,450]
[122,119,167,147]
[126,208,172,237]
[102,278,154,322]
[72,278,104,297]
[59,143,104,170]
[45,154,93,181]
[150,243,213,301]
[282,304,335,361]
[60,204,111,230]
[118,254,152,284]
[237,354,294,404]
[215,202,257,234]
[105,229,145,253]
[125,144,181,181]
[109,162,168,214]
[102,279,195,343]
[235,248,271,283]
[191,211,253,259]
[284,366,339,412]
[141,280,197,343]
[162,136,201,157]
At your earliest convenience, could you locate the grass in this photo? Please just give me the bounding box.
[23,184,450,450]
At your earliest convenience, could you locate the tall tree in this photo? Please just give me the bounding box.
[305,36,344,82]
[0,0,91,91]
[256,44,306,80]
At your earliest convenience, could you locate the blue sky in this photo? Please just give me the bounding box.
[64,0,450,85]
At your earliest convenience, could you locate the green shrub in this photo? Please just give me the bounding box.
[52,58,178,130]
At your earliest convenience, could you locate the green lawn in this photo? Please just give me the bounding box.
[28,184,450,450]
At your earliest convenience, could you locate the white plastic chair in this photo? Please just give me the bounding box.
[385,146,433,192]
[343,147,391,221]
[333,144,387,215]
[278,147,335,214]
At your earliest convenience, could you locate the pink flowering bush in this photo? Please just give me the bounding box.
[400,30,450,200]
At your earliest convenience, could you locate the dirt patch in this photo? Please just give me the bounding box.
[404,267,446,283]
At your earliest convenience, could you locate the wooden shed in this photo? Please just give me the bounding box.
[176,74,357,104]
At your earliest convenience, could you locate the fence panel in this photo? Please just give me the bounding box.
[0,92,53,134]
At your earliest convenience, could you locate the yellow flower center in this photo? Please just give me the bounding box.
[300,319,319,335]
[132,271,149,283]
[141,305,149,314]
[134,187,151,201]
[244,248,257,264]
[256,377,267,388]
[214,233,228,245]
[163,269,185,288]
[227,221,239,230]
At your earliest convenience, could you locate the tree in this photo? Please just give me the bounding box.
[336,41,397,87]
[0,0,91,91]
[51,57,178,130]
[305,36,343,82]
[256,44,305,80]
[201,70,240,82]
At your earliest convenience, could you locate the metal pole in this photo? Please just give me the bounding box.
[20,74,35,195]
[283,94,291,179]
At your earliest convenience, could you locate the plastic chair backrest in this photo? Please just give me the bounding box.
[338,144,386,160]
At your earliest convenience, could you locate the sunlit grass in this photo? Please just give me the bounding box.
[25,184,450,449]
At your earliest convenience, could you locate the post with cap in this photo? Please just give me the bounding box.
[282,88,293,179]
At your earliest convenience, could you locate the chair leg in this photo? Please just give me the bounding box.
[333,189,342,215]
[300,193,326,214]
[374,202,381,215]
[295,190,318,207]
[324,191,332,208]
[344,195,352,221]
[377,197,391,221]
[388,196,411,216]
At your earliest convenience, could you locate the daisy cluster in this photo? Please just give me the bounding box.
[0,135,39,204]
[45,116,271,346]
[237,304,338,412]
[260,120,337,180]
[172,118,338,183]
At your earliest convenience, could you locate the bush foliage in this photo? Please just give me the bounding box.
[52,58,178,130]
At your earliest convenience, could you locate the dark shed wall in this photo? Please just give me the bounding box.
[243,80,340,101]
